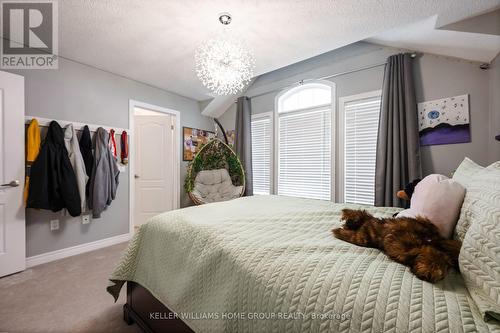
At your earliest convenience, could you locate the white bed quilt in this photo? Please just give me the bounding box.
[108,195,499,333]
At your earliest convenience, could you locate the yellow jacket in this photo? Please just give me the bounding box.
[24,119,41,203]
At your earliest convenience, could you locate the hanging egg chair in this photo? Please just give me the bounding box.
[184,137,245,205]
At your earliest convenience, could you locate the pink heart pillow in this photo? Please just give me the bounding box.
[396,174,465,239]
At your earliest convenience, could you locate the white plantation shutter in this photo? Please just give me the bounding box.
[278,105,332,200]
[251,115,272,194]
[343,94,381,205]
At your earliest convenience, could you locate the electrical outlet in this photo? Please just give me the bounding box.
[50,219,59,231]
[81,214,90,224]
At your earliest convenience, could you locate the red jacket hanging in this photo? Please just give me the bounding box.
[121,131,128,165]
[109,129,117,159]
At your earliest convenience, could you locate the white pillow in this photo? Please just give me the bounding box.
[452,157,484,188]
[452,158,499,241]
[459,165,500,320]
[396,174,465,239]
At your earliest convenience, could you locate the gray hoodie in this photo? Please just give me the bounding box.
[89,127,119,218]
[64,124,89,211]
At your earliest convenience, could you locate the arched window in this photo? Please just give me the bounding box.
[278,83,332,113]
[275,81,334,200]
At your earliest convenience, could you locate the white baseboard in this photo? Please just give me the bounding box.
[26,233,133,268]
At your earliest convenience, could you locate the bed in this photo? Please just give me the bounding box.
[107,195,500,333]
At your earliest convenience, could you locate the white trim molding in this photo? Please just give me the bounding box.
[26,233,132,268]
[24,116,129,133]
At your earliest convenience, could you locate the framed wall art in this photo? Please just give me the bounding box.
[418,94,470,146]
[183,127,216,161]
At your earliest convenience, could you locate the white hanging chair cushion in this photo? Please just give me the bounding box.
[191,169,243,203]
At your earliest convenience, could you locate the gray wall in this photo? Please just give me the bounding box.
[10,57,212,257]
[221,42,498,199]
[489,54,500,162]
[199,99,237,142]
[414,53,494,175]
[218,103,237,132]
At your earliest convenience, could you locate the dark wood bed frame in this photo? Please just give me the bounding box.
[124,281,194,333]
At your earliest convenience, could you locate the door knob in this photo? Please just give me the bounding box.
[134,175,140,179]
[1,180,19,187]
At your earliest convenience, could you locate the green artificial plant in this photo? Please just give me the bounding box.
[184,138,245,194]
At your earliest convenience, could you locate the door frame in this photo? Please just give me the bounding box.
[128,100,181,233]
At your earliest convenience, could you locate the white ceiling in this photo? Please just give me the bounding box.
[52,1,500,100]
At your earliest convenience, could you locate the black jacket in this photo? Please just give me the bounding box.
[27,121,82,217]
[79,125,94,199]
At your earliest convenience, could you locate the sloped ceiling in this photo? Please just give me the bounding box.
[367,9,500,63]
[9,1,500,100]
[439,9,500,36]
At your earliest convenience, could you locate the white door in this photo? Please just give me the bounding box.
[134,111,177,226]
[0,71,25,277]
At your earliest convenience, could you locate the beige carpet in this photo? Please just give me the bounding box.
[0,242,142,333]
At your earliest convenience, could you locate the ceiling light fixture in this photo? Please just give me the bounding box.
[195,13,255,96]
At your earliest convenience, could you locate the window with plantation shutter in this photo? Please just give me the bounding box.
[251,114,272,195]
[340,91,381,205]
[277,83,333,200]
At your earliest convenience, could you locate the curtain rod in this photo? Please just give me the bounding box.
[246,53,417,100]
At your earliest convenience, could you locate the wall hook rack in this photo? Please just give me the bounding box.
[25,116,129,134]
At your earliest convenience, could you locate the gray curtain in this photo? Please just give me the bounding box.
[235,96,253,196]
[375,53,421,207]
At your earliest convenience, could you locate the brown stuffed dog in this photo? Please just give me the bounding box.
[332,209,461,283]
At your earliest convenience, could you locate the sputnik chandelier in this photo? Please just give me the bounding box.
[195,13,255,95]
